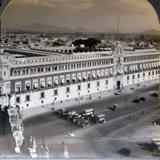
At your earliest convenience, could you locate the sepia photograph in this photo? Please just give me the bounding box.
[0,0,160,159]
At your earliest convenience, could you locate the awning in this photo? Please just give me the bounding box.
[117,71,121,75]
[60,79,65,84]
[48,81,52,85]
[15,86,21,92]
[125,67,128,73]
[47,81,52,87]
[133,66,136,72]
[26,83,31,87]
[110,69,113,75]
[83,75,87,80]
[143,64,146,70]
[97,73,100,77]
[92,74,96,78]
[78,76,82,81]
[54,79,58,85]
[41,81,45,87]
[72,77,76,80]
[33,83,38,88]
[130,66,133,72]
[152,63,155,68]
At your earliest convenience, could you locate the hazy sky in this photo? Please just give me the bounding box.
[2,0,160,33]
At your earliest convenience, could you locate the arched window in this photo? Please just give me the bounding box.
[55,66,58,71]
[22,69,26,75]
[41,67,44,72]
[30,68,33,74]
[26,69,29,74]
[38,68,41,73]
[17,70,21,76]
[13,70,17,76]
[34,68,37,73]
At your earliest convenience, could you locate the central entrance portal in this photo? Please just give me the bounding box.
[117,81,121,90]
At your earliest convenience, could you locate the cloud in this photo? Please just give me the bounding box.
[62,1,95,10]
[41,1,55,8]
[14,0,55,8]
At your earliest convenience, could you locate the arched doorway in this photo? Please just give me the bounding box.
[117,81,121,90]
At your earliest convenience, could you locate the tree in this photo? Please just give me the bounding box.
[73,37,101,48]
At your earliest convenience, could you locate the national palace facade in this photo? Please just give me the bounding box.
[0,44,160,119]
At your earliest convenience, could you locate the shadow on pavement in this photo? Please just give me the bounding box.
[0,110,11,136]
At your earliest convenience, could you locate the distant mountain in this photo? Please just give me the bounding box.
[143,29,160,35]
[3,22,89,33]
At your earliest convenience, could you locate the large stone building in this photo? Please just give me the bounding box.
[0,44,160,119]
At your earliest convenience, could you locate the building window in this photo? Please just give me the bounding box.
[40,81,45,88]
[97,81,100,87]
[15,84,21,93]
[47,81,52,88]
[143,73,145,77]
[152,71,154,75]
[148,72,151,76]
[132,75,135,79]
[88,83,90,89]
[66,87,70,93]
[40,92,45,99]
[66,79,70,84]
[25,83,31,91]
[33,82,38,90]
[138,74,140,78]
[106,80,108,85]
[60,79,65,85]
[78,85,81,91]
[54,79,58,86]
[72,78,76,83]
[54,89,58,96]
[16,96,20,103]
[25,95,30,102]
[127,76,129,80]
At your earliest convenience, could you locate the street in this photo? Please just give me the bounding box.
[0,83,160,158]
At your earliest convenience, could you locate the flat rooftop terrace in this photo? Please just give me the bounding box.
[4,49,64,57]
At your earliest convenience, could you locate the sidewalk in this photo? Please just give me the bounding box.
[22,79,158,120]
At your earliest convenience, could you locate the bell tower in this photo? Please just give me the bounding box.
[113,43,124,92]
